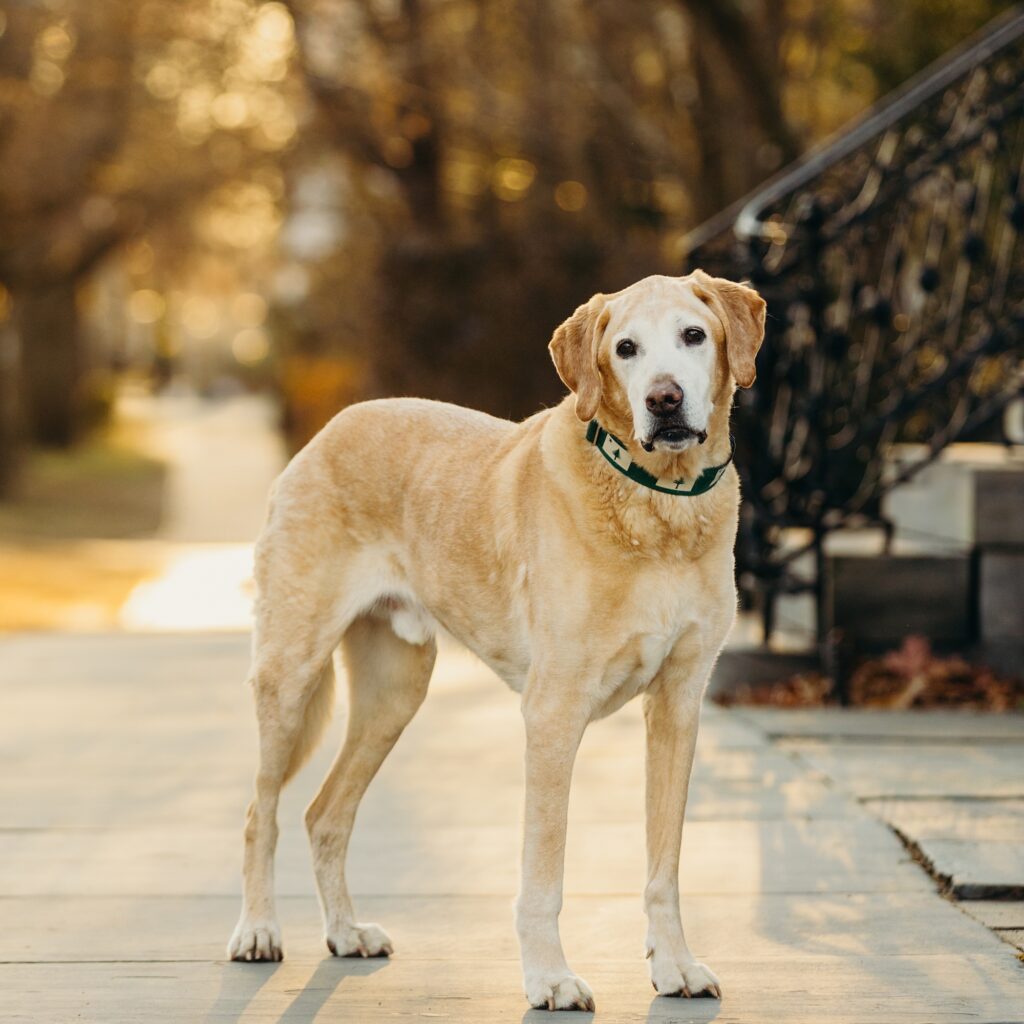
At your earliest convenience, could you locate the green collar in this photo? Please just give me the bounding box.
[585,421,734,497]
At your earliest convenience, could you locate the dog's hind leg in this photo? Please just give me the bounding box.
[228,551,349,962]
[306,612,436,957]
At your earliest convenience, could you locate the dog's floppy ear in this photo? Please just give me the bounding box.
[691,270,766,388]
[549,294,606,421]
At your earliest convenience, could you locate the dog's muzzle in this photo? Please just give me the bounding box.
[640,422,708,452]
[641,379,706,451]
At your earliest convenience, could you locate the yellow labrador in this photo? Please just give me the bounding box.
[228,271,765,1011]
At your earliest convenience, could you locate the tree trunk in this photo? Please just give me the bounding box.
[0,320,23,495]
[13,279,82,447]
[680,0,800,168]
[691,41,733,221]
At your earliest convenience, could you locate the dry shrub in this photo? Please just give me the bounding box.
[849,636,1024,711]
[717,636,1024,711]
[716,673,833,708]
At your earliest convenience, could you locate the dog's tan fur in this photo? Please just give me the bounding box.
[228,271,766,1011]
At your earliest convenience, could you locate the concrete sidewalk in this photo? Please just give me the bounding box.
[1,632,1022,1023]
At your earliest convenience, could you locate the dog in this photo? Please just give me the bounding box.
[227,270,765,1011]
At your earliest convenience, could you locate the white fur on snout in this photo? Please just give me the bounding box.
[607,299,718,448]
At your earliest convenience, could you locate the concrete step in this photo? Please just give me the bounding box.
[825,553,972,647]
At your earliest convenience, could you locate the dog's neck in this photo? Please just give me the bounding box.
[589,399,735,485]
[546,397,738,560]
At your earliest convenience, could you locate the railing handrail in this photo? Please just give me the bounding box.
[682,3,1024,253]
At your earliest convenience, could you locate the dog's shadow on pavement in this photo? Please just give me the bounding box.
[643,994,721,1023]
[205,957,390,1024]
[204,961,281,1024]
[275,957,391,1024]
[519,995,721,1023]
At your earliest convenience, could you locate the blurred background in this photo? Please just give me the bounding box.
[0,0,1021,706]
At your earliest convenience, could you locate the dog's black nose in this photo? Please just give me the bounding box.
[646,382,683,417]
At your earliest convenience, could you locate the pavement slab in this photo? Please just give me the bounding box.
[737,707,1024,742]
[960,901,1024,929]
[748,705,1024,946]
[868,798,1024,897]
[779,739,1024,798]
[2,954,1022,1024]
[0,892,1006,964]
[1,632,1022,1022]
[0,815,932,898]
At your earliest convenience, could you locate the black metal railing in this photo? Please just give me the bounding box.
[684,5,1024,649]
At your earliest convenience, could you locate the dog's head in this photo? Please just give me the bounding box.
[549,272,765,452]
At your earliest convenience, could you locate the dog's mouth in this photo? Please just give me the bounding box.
[640,423,708,453]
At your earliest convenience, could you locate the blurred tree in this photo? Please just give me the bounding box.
[0,0,296,485]
[0,0,1013,475]
[272,0,1014,436]
[279,0,700,424]
[0,0,136,470]
[679,0,798,200]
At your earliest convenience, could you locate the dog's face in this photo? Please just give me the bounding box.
[549,272,766,452]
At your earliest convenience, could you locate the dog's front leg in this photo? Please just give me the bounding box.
[643,675,721,999]
[515,685,595,1012]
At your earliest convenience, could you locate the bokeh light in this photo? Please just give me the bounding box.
[128,289,166,324]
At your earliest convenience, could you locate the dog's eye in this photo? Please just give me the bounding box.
[615,339,637,358]
[683,327,706,345]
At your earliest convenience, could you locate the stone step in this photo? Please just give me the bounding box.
[880,445,1024,550]
[978,548,1024,640]
[825,553,972,647]
[976,468,1024,547]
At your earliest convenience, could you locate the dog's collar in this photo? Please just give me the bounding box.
[585,420,734,497]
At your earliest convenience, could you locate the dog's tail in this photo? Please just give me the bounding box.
[282,654,336,784]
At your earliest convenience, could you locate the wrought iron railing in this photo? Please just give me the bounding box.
[683,6,1024,648]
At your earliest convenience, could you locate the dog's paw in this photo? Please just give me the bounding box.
[227,918,283,962]
[326,922,393,958]
[524,971,595,1012]
[648,948,721,999]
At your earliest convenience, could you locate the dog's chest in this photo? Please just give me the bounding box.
[588,560,729,719]
[591,627,685,720]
